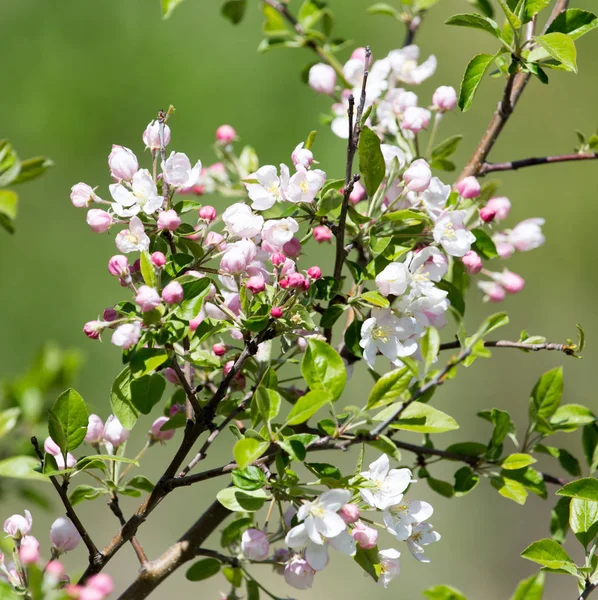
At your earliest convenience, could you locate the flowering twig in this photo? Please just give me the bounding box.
[31,437,102,567]
[438,339,577,355]
[479,152,598,175]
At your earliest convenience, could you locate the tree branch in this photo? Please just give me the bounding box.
[479,152,598,175]
[31,437,102,568]
[107,494,148,566]
[578,581,598,600]
[439,339,576,355]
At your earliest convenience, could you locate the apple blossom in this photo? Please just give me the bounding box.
[407,522,441,562]
[282,237,301,258]
[110,169,162,217]
[85,414,104,445]
[136,285,161,312]
[308,63,336,95]
[163,367,179,384]
[70,183,97,208]
[291,142,313,169]
[216,124,237,144]
[151,251,166,267]
[162,281,184,304]
[383,500,434,541]
[388,45,436,84]
[456,176,481,199]
[403,158,432,192]
[162,152,202,189]
[378,548,401,587]
[87,574,114,596]
[433,210,476,257]
[284,556,315,590]
[244,164,289,210]
[494,269,525,294]
[479,206,496,223]
[270,307,283,318]
[285,165,326,204]
[313,225,332,243]
[86,209,112,233]
[157,209,181,231]
[150,416,175,442]
[478,280,506,303]
[351,521,378,549]
[199,205,217,221]
[50,517,81,553]
[462,250,483,274]
[83,320,105,340]
[142,119,170,151]
[212,343,227,356]
[349,180,367,204]
[262,217,299,250]
[509,218,545,251]
[108,145,138,181]
[485,196,511,221]
[241,529,270,561]
[360,455,412,511]
[381,144,406,171]
[307,266,322,279]
[432,86,457,111]
[114,216,150,253]
[205,231,226,250]
[4,510,32,539]
[222,202,264,238]
[108,255,129,277]
[19,535,40,565]
[103,415,130,449]
[246,274,266,294]
[376,262,409,297]
[401,106,431,133]
[44,437,77,470]
[111,322,141,349]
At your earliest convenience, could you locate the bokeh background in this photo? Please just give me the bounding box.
[1,0,597,597]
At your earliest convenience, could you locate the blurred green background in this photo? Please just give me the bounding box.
[1,0,597,597]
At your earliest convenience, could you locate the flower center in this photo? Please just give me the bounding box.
[372,324,394,343]
[442,222,456,240]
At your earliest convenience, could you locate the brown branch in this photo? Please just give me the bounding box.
[403,13,424,47]
[479,152,598,175]
[167,346,202,419]
[31,437,102,568]
[579,582,598,600]
[107,494,148,566]
[439,339,576,355]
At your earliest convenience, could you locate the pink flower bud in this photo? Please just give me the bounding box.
[511,218,545,251]
[313,225,332,243]
[351,521,378,549]
[462,251,483,275]
[157,209,181,232]
[284,556,315,590]
[85,414,104,445]
[485,196,511,221]
[270,307,283,318]
[288,272,306,289]
[142,120,170,151]
[271,252,286,266]
[283,237,302,258]
[205,231,226,250]
[151,252,166,268]
[349,180,367,204]
[308,63,337,95]
[3,510,32,539]
[456,176,481,199]
[83,320,104,340]
[150,416,175,442]
[169,404,185,416]
[479,206,496,223]
[130,259,141,274]
[50,517,81,553]
[216,124,237,144]
[339,503,360,524]
[241,529,270,561]
[273,548,290,575]
[136,285,161,312]
[108,145,138,181]
[19,535,40,565]
[401,106,431,133]
[189,314,203,332]
[478,281,505,303]
[291,143,313,169]
[79,586,104,600]
[199,205,217,221]
[212,343,227,356]
[70,183,95,208]
[111,322,141,350]
[103,307,118,322]
[45,561,65,579]
[103,415,130,448]
[108,255,129,277]
[432,86,457,112]
[246,275,266,294]
[495,241,515,259]
[351,47,368,61]
[497,269,525,294]
[86,209,112,233]
[87,574,114,596]
[44,437,77,469]
[279,277,290,289]
[163,367,179,384]
[223,361,234,376]
[306,266,321,279]
[162,281,184,305]
[403,158,432,193]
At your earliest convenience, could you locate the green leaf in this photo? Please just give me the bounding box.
[360,290,390,308]
[0,408,20,439]
[233,438,269,469]
[320,304,348,329]
[110,366,139,429]
[367,3,399,18]
[530,367,563,421]
[534,33,577,73]
[472,228,498,259]
[502,453,536,470]
[0,190,18,233]
[174,276,212,321]
[354,546,380,582]
[420,327,440,374]
[221,0,247,24]
[491,476,527,504]
[186,558,221,581]
[131,349,169,378]
[496,0,521,31]
[467,0,494,18]
[523,0,551,23]
[69,485,105,506]
[11,156,53,184]
[557,478,598,502]
[367,367,411,409]
[383,402,459,434]
[427,476,454,498]
[140,251,157,288]
[359,126,386,197]
[546,9,598,41]
[216,487,268,512]
[471,312,509,345]
[582,424,598,471]
[510,572,544,600]
[161,0,186,19]
[365,434,401,461]
[263,3,290,35]
[231,466,267,491]
[459,53,497,112]
[126,475,155,492]
[0,456,47,481]
[256,386,282,424]
[570,497,598,548]
[550,404,595,432]
[550,496,570,544]
[430,134,464,161]
[49,389,88,453]
[521,538,576,571]
[423,584,467,600]
[454,466,479,496]
[130,374,166,415]
[286,390,333,426]
[301,339,346,401]
[445,13,501,38]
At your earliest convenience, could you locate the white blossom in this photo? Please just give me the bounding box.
[433,210,476,257]
[245,165,289,210]
[375,262,409,297]
[378,548,401,587]
[285,165,326,204]
[109,169,162,217]
[359,454,412,510]
[418,176,450,220]
[381,144,406,172]
[161,152,202,189]
[383,500,434,541]
[222,203,264,238]
[261,217,299,250]
[404,247,448,297]
[388,45,437,85]
[115,216,150,253]
[407,522,441,562]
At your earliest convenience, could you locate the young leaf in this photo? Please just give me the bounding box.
[130,374,166,415]
[216,487,268,512]
[301,339,346,401]
[570,498,598,548]
[384,402,459,434]
[161,0,186,19]
[520,538,576,571]
[546,9,598,41]
[49,389,89,453]
[445,14,501,39]
[231,466,267,491]
[140,251,157,288]
[366,367,411,409]
[110,366,139,429]
[534,33,577,73]
[459,53,497,112]
[510,572,544,600]
[233,438,269,469]
[423,585,467,600]
[491,476,527,505]
[530,367,563,421]
[359,127,386,197]
[496,0,521,32]
[502,453,536,470]
[221,0,247,25]
[353,546,380,582]
[286,390,333,426]
[367,3,400,18]
[550,404,595,432]
[186,558,221,582]
[0,456,48,481]
[557,478,598,502]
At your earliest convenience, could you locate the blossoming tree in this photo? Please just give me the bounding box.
[2,1,598,599]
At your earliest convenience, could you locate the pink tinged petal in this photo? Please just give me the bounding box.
[285,524,309,549]
[305,541,329,571]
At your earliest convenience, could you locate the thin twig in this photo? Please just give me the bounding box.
[403,13,424,47]
[578,582,598,600]
[31,437,102,567]
[107,494,148,566]
[439,339,576,355]
[166,346,202,418]
[479,152,598,175]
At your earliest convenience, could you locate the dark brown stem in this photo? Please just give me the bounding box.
[403,13,424,47]
[166,346,201,419]
[107,494,148,565]
[579,582,598,600]
[31,437,102,568]
[439,339,576,355]
[479,153,598,175]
